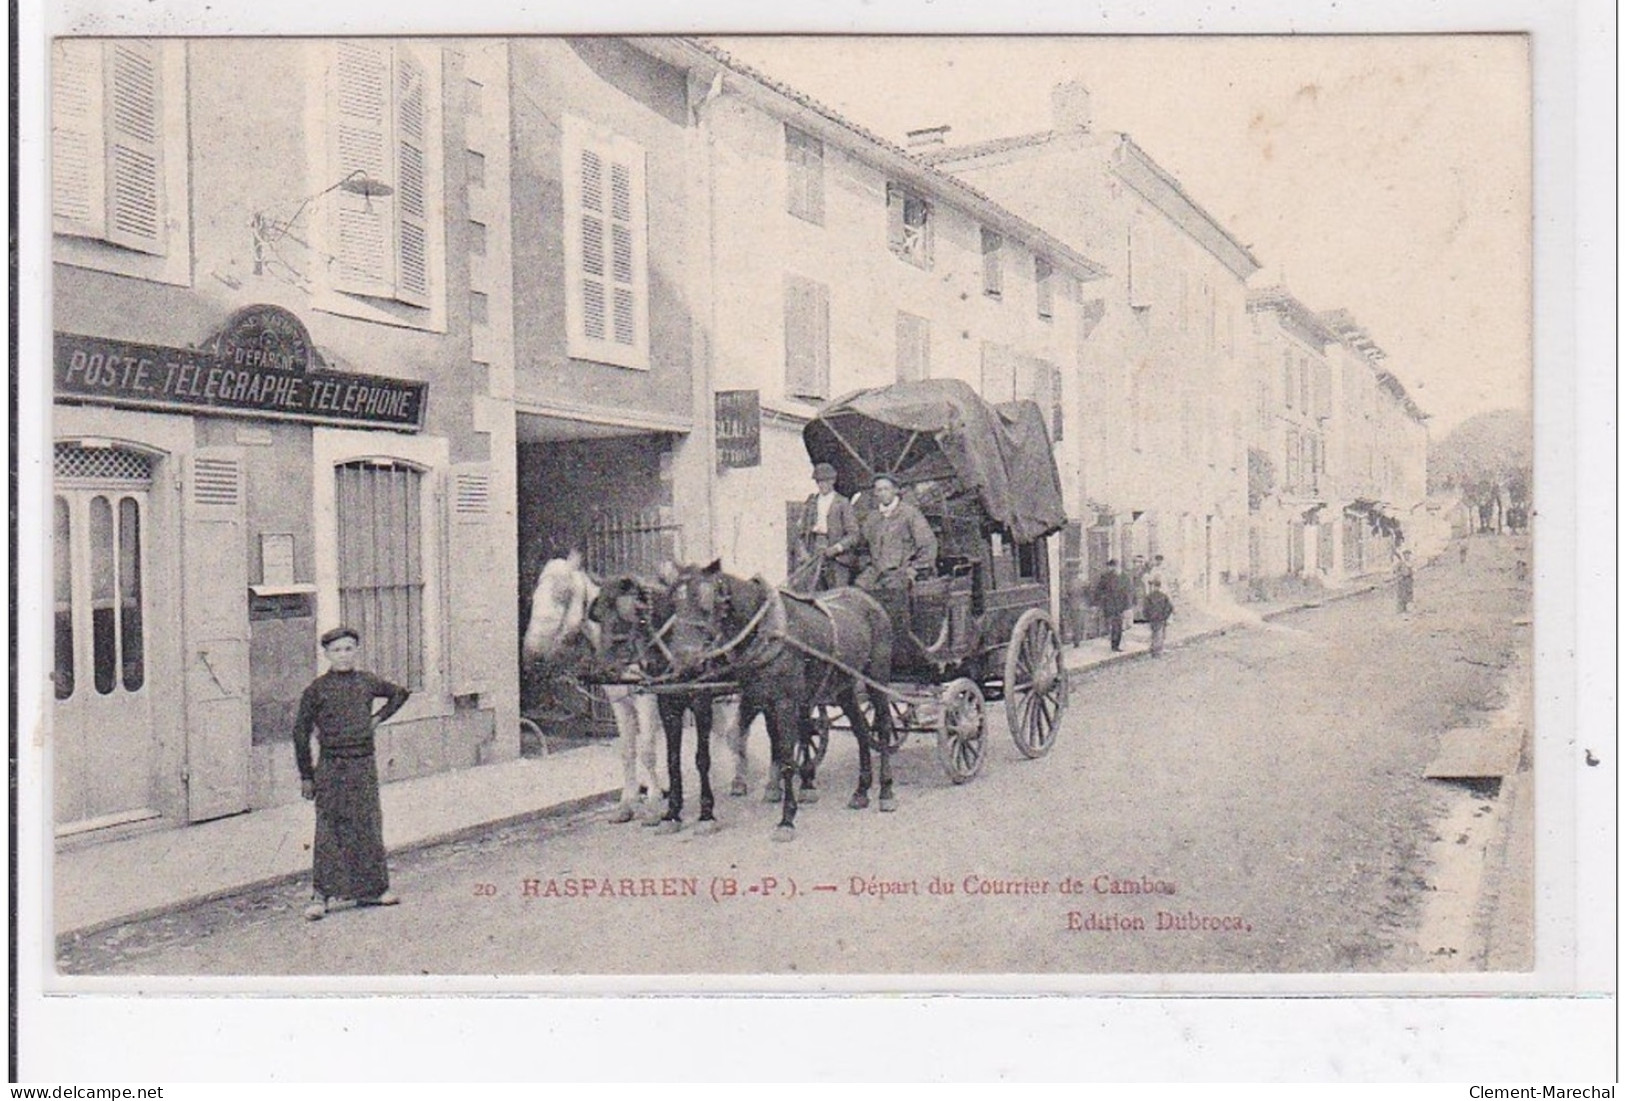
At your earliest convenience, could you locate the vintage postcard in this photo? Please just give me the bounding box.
[14,0,1612,1083]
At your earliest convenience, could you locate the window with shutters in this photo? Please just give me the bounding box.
[563,115,649,370]
[1127,217,1153,309]
[895,311,930,382]
[784,274,830,401]
[1035,256,1055,320]
[1282,350,1294,410]
[51,38,190,284]
[981,228,1003,298]
[886,184,932,269]
[325,40,443,316]
[785,125,824,225]
[335,460,426,690]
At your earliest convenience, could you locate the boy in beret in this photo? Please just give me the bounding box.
[293,626,411,921]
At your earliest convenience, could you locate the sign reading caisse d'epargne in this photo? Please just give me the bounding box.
[54,330,428,431]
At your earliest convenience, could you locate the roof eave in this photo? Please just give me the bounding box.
[633,37,1110,283]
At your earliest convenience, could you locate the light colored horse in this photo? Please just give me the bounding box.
[521,552,748,820]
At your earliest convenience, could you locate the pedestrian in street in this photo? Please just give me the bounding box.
[1394,549,1415,614]
[1091,558,1136,652]
[1459,541,1469,565]
[1130,554,1149,622]
[294,626,411,921]
[1144,578,1174,657]
[830,473,938,591]
[795,461,857,592]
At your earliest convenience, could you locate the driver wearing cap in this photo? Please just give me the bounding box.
[829,473,938,591]
[796,461,857,591]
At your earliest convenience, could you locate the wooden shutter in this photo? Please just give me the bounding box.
[332,40,395,297]
[896,311,929,382]
[1127,218,1153,308]
[52,39,107,238]
[444,463,494,696]
[980,228,1002,297]
[104,40,165,255]
[564,120,648,369]
[181,449,250,822]
[784,274,828,400]
[981,341,1016,404]
[785,126,823,224]
[393,49,431,306]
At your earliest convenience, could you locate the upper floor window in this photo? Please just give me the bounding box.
[785,125,824,225]
[1035,256,1055,320]
[53,39,166,254]
[1282,350,1294,410]
[328,41,443,310]
[896,311,930,382]
[887,184,932,269]
[562,114,649,370]
[52,39,191,286]
[784,274,830,401]
[1127,216,1153,309]
[981,228,1003,298]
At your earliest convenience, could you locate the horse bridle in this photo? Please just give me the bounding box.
[668,573,781,679]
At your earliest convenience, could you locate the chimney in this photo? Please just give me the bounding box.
[906,125,951,151]
[1052,81,1093,133]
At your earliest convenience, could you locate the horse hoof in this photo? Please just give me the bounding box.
[772,826,797,843]
[609,806,636,824]
[799,787,820,805]
[694,819,720,836]
[847,794,869,810]
[653,819,682,835]
[879,797,898,813]
[729,779,749,798]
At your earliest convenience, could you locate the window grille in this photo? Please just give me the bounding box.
[335,460,425,689]
[55,443,153,482]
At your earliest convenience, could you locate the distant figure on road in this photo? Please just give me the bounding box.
[1459,541,1469,564]
[1092,559,1137,652]
[1144,578,1174,657]
[1394,550,1415,614]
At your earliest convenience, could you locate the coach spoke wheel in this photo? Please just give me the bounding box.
[858,696,910,751]
[935,678,987,784]
[1006,609,1066,760]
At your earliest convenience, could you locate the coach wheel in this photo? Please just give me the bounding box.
[1005,609,1066,759]
[935,678,987,784]
[803,706,835,770]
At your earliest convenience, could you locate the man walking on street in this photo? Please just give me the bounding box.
[1092,558,1136,652]
[1395,549,1415,614]
[1144,578,1174,657]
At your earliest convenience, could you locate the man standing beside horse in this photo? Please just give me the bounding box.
[795,462,858,592]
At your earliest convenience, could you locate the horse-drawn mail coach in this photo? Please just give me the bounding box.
[794,378,1071,783]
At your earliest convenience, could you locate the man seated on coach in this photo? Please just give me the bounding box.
[826,473,939,592]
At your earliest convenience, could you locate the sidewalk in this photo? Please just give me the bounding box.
[1064,577,1381,674]
[55,742,624,938]
[56,575,1388,941]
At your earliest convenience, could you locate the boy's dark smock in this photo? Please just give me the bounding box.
[293,670,410,902]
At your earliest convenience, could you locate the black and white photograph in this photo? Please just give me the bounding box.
[13,0,1613,1083]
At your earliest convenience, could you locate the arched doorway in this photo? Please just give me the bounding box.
[53,442,160,835]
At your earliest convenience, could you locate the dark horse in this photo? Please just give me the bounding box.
[665,561,898,841]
